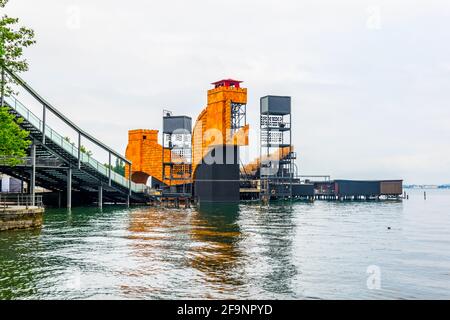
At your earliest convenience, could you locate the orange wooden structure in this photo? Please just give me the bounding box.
[192,79,249,178]
[241,146,293,176]
[125,79,250,187]
[125,129,186,186]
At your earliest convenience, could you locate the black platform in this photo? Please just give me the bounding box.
[194,145,240,204]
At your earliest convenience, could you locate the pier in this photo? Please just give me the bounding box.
[0,194,44,231]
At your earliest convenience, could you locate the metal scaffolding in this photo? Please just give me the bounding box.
[259,96,295,202]
[162,110,192,200]
[230,102,246,136]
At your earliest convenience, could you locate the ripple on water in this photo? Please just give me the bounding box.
[1,189,449,299]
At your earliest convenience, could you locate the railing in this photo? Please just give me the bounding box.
[261,122,291,130]
[3,67,130,166]
[296,175,331,182]
[0,156,64,167]
[0,156,27,166]
[0,193,44,211]
[3,95,150,195]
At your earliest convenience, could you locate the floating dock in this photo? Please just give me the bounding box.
[314,179,403,200]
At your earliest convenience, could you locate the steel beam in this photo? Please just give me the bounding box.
[78,133,81,169]
[0,67,4,107]
[30,142,36,206]
[98,184,103,208]
[67,167,72,209]
[128,163,132,195]
[108,152,111,186]
[42,105,46,144]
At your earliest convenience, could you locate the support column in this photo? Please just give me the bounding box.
[0,67,5,107]
[42,105,46,144]
[128,163,132,195]
[127,163,132,209]
[108,152,112,186]
[77,133,81,169]
[98,185,103,208]
[30,142,36,206]
[67,167,72,209]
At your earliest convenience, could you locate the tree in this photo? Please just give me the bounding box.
[64,136,93,157]
[105,159,126,176]
[0,107,30,165]
[0,0,36,104]
[0,0,34,164]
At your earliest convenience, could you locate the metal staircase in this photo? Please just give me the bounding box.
[0,68,154,207]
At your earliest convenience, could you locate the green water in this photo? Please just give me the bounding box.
[0,189,449,299]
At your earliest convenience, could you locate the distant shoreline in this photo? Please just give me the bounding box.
[404,185,450,189]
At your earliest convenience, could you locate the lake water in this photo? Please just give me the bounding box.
[0,189,449,300]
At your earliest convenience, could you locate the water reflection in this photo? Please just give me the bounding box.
[123,203,298,298]
[0,228,42,299]
[251,204,298,297]
[122,207,193,297]
[123,204,245,298]
[189,204,244,288]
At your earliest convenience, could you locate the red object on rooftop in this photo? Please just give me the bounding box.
[211,79,243,89]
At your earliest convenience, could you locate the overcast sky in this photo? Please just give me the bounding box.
[4,0,450,184]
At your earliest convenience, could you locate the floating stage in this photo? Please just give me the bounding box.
[313,179,403,200]
[0,70,404,208]
[123,79,403,206]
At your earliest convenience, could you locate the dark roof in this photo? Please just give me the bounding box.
[211,79,243,85]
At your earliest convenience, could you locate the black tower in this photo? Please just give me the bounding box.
[260,96,295,201]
